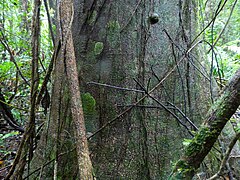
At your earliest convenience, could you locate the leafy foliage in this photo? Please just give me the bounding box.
[0,0,53,164]
[203,0,240,80]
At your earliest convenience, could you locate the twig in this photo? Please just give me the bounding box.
[150,65,172,100]
[133,78,194,137]
[8,71,19,103]
[167,102,198,131]
[43,0,55,46]
[117,104,175,109]
[0,92,24,132]
[191,0,228,44]
[207,0,238,52]
[36,41,61,106]
[0,38,30,86]
[207,131,240,180]
[170,33,187,113]
[120,0,142,33]
[87,54,187,140]
[23,148,76,179]
[0,99,29,112]
[188,56,210,81]
[87,81,145,93]
[163,30,211,82]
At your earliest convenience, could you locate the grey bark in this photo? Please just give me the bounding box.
[29,0,211,179]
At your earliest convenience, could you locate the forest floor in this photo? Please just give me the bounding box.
[0,118,22,178]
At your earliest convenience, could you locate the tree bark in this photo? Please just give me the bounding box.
[29,1,211,179]
[171,68,240,179]
[59,0,94,179]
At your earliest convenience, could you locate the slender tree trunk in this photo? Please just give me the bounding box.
[59,0,94,178]
[171,68,240,179]
[5,0,41,178]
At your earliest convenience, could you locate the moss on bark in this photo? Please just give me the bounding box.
[171,69,240,179]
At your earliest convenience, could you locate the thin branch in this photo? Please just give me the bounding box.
[36,41,61,106]
[117,104,175,109]
[191,0,228,44]
[0,38,30,86]
[0,91,24,132]
[87,81,145,93]
[207,131,240,180]
[8,71,19,103]
[23,148,76,179]
[170,34,187,113]
[43,0,55,46]
[0,99,29,112]
[208,0,238,52]
[201,40,223,86]
[134,78,194,137]
[150,65,172,101]
[120,0,142,33]
[117,103,198,131]
[167,102,198,131]
[88,53,187,140]
[188,57,210,81]
[163,30,211,82]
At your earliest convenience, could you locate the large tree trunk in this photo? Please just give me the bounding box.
[171,68,240,179]
[29,1,211,179]
[72,0,209,179]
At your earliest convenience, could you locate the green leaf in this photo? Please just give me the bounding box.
[2,131,19,139]
[182,138,192,146]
